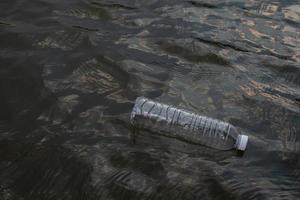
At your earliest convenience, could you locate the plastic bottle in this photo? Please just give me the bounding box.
[130,97,248,151]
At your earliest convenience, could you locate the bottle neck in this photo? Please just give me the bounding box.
[235,134,248,151]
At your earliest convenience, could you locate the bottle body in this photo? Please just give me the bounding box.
[131,97,247,151]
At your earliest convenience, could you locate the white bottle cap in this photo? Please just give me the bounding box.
[236,134,248,151]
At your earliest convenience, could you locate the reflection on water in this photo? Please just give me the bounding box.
[0,0,300,199]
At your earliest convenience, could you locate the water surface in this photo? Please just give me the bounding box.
[0,0,300,199]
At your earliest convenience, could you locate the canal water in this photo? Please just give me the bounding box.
[0,0,300,199]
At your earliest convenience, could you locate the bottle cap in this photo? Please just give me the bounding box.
[236,134,248,151]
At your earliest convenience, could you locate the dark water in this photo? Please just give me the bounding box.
[1,0,300,199]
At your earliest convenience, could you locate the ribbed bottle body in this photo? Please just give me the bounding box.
[131,97,239,150]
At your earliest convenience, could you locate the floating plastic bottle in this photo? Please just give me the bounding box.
[130,97,248,151]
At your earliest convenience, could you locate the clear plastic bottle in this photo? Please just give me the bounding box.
[130,97,248,151]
